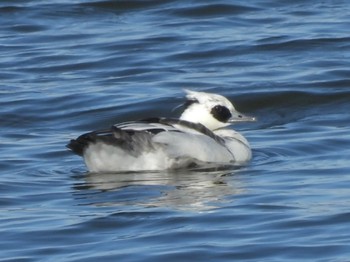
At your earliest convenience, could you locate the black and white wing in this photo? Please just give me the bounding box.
[67,117,225,157]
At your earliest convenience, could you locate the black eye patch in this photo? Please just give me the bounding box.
[211,105,232,123]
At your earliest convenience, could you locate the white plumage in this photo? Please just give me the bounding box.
[67,90,255,173]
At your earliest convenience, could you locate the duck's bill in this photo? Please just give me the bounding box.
[228,113,256,123]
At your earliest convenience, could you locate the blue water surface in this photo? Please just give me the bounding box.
[1,0,350,261]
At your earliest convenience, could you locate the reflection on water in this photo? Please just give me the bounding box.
[73,168,245,211]
[2,0,350,260]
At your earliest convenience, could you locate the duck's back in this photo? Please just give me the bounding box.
[67,118,238,172]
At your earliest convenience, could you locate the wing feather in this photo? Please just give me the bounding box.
[67,117,225,157]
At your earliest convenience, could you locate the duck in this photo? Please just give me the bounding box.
[67,90,255,173]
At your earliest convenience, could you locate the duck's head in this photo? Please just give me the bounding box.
[179,89,255,131]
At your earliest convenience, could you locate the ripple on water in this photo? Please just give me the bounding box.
[1,0,350,261]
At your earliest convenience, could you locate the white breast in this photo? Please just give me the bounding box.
[214,129,252,163]
[153,131,234,163]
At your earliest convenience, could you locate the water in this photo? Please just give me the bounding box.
[1,0,350,261]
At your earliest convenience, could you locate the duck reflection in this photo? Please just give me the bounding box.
[73,167,245,211]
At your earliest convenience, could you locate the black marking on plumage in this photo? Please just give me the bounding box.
[210,105,232,123]
[67,133,93,156]
[138,117,164,124]
[67,117,226,157]
[67,127,155,157]
[145,117,226,145]
[183,98,198,109]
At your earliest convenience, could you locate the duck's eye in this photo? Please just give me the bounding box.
[211,105,232,123]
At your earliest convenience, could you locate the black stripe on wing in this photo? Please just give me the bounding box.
[140,117,225,145]
[67,117,225,156]
[67,128,118,156]
[67,125,165,157]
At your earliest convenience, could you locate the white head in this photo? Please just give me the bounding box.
[179,89,255,131]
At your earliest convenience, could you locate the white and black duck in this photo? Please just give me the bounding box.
[67,90,255,172]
